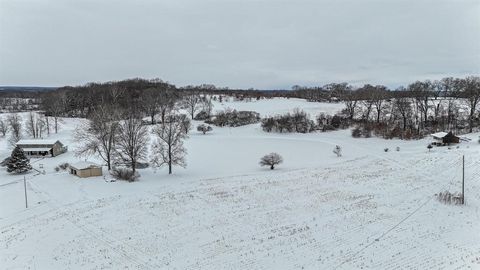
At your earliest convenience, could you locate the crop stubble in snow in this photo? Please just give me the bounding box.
[1,152,479,269]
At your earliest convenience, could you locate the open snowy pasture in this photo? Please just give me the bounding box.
[210,97,344,117]
[1,99,480,269]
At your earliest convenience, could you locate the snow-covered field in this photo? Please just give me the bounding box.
[1,98,480,269]
[211,97,343,117]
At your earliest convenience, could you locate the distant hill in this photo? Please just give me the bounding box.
[0,86,57,93]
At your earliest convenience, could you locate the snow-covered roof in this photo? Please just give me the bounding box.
[16,139,60,145]
[22,148,52,152]
[431,132,448,139]
[70,161,101,170]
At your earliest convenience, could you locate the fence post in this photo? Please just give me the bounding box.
[24,176,28,208]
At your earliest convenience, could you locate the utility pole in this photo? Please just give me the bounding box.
[24,176,28,208]
[462,155,465,205]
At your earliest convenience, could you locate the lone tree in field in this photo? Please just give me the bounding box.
[333,145,342,157]
[7,146,32,174]
[197,124,213,134]
[259,153,283,170]
[151,114,188,174]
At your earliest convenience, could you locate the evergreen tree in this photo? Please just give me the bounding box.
[7,146,32,174]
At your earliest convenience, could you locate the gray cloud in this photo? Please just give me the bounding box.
[1,0,479,89]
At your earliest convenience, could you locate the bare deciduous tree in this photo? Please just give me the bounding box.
[25,112,47,139]
[259,153,283,170]
[341,90,358,120]
[7,113,22,146]
[372,85,388,123]
[441,77,458,130]
[74,106,120,170]
[151,114,188,174]
[201,96,214,118]
[115,114,149,175]
[408,80,432,127]
[141,88,163,124]
[183,93,201,119]
[42,91,66,133]
[358,84,376,121]
[394,97,413,131]
[108,85,126,105]
[0,117,9,137]
[179,114,191,134]
[456,76,480,132]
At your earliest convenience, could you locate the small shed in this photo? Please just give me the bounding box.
[431,131,460,145]
[70,162,102,178]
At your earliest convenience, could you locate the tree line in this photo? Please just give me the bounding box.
[285,76,480,137]
[1,76,479,142]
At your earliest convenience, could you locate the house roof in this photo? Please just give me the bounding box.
[431,132,449,139]
[70,161,101,170]
[22,148,52,152]
[16,139,59,145]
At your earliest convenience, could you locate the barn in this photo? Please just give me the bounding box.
[70,162,103,178]
[431,131,460,145]
[16,139,67,157]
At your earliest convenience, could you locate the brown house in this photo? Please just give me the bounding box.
[16,139,67,157]
[70,162,103,178]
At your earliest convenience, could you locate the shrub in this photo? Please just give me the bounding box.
[331,115,342,129]
[396,146,400,151]
[386,126,402,139]
[194,111,210,121]
[384,148,389,152]
[316,113,327,127]
[135,162,149,169]
[427,144,433,151]
[333,145,342,157]
[197,124,213,134]
[351,125,373,138]
[351,127,362,138]
[322,124,336,132]
[111,167,139,182]
[206,110,260,127]
[54,166,60,172]
[58,162,69,170]
[262,109,315,133]
[404,129,413,140]
[261,117,276,132]
[437,191,463,205]
[362,125,373,138]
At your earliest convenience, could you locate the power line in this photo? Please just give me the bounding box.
[333,154,464,269]
[26,179,160,269]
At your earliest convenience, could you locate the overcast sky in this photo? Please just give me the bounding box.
[0,0,479,89]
